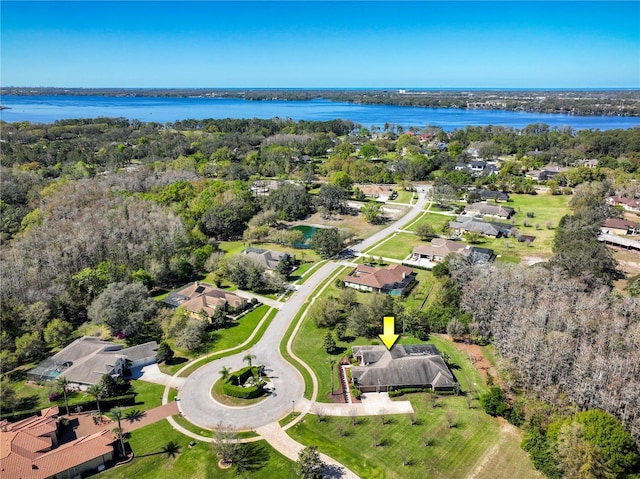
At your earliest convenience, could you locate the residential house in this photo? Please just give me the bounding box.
[448,216,512,238]
[350,344,456,393]
[607,196,640,213]
[412,238,495,264]
[164,282,247,320]
[601,218,640,236]
[354,184,397,201]
[241,247,293,272]
[468,188,509,202]
[0,407,116,479]
[344,264,415,296]
[454,160,499,177]
[526,165,567,182]
[463,202,515,220]
[27,337,157,388]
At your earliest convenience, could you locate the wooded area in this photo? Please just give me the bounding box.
[1,115,640,474]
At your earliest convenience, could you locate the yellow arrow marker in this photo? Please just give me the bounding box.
[378,316,399,350]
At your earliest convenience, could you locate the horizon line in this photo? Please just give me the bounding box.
[3,86,640,91]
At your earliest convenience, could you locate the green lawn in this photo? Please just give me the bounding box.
[402,269,440,310]
[405,193,571,260]
[405,211,458,233]
[127,381,170,412]
[363,233,424,261]
[173,307,278,378]
[97,419,297,479]
[388,190,415,204]
[7,377,167,417]
[160,305,273,375]
[287,395,503,479]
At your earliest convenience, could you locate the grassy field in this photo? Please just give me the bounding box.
[363,232,425,261]
[159,305,273,375]
[8,377,167,416]
[97,420,297,479]
[401,193,572,261]
[405,211,458,233]
[287,395,514,479]
[174,307,278,378]
[279,266,350,400]
[388,190,415,204]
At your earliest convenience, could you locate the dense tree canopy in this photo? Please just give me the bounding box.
[88,282,159,344]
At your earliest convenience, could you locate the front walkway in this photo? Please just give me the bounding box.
[307,393,414,417]
[233,290,283,309]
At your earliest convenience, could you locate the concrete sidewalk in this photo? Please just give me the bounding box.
[308,393,414,417]
[256,422,360,479]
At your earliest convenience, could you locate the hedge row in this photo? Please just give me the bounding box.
[223,367,264,399]
[0,394,137,422]
[388,387,428,397]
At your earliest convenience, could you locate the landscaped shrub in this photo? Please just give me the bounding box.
[350,387,362,400]
[0,393,137,421]
[388,387,427,397]
[222,366,264,399]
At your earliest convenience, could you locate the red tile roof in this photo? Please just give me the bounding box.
[0,410,114,479]
[345,264,413,290]
[602,218,638,230]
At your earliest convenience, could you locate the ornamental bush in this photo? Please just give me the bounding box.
[222,366,264,399]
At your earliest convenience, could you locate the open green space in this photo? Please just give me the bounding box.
[405,211,458,233]
[7,377,168,417]
[363,232,424,261]
[170,414,261,438]
[287,395,510,479]
[279,302,315,400]
[97,419,297,479]
[388,190,415,204]
[278,266,349,400]
[167,306,277,377]
[126,381,169,412]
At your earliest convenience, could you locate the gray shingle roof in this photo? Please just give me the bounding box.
[351,344,455,390]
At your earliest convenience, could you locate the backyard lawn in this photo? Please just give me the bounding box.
[7,377,168,417]
[97,419,297,479]
[286,393,539,479]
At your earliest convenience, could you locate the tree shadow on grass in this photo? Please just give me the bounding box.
[233,442,269,474]
[165,357,188,366]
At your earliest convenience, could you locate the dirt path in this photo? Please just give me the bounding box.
[467,421,517,479]
[452,340,498,384]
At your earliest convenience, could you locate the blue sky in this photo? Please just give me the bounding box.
[1,1,639,88]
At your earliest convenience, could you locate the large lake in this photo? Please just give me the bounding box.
[1,95,639,131]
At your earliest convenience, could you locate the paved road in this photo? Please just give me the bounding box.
[173,190,429,479]
[177,191,428,430]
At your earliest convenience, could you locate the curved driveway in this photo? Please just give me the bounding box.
[177,190,429,430]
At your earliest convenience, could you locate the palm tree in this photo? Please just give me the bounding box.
[56,375,70,416]
[87,383,104,416]
[162,441,181,459]
[109,407,126,456]
[242,353,256,368]
[219,366,231,382]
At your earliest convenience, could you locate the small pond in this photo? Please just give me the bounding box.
[290,225,317,248]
